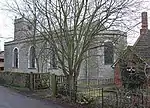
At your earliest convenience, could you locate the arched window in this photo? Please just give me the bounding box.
[13,48,19,68]
[104,42,114,65]
[52,48,57,69]
[29,46,36,68]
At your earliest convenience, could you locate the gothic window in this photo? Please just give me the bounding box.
[29,46,36,68]
[52,48,57,69]
[13,48,19,68]
[104,42,114,65]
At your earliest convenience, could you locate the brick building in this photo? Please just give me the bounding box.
[114,12,150,87]
[0,51,4,71]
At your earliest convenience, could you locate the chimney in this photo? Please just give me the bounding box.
[140,12,148,35]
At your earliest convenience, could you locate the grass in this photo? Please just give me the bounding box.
[77,80,116,99]
[78,88,101,97]
[77,80,102,88]
[77,86,115,98]
[77,79,114,88]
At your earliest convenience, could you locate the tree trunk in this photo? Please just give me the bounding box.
[67,75,74,91]
[66,74,77,102]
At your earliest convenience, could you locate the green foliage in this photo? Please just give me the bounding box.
[77,93,96,106]
[57,83,69,96]
[0,77,6,85]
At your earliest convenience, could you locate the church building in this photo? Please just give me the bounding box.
[4,16,127,80]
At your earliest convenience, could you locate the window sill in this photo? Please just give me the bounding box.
[12,67,19,69]
[104,64,112,65]
[28,68,36,69]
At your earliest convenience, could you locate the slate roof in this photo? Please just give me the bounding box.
[112,30,150,67]
[133,30,150,65]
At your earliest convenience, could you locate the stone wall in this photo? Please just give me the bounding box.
[79,30,127,80]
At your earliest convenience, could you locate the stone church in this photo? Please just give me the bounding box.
[4,16,127,80]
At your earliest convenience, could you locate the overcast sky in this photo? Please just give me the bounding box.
[0,0,150,51]
[0,6,14,51]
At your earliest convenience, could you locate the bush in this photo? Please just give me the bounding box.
[0,78,6,85]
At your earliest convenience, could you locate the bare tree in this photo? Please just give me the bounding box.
[2,0,148,88]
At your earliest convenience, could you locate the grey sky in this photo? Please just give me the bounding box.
[0,1,14,51]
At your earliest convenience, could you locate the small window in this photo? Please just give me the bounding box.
[29,46,36,68]
[0,67,4,71]
[13,48,19,68]
[0,59,4,62]
[104,42,114,65]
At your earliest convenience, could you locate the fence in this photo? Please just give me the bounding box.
[2,72,150,107]
[77,78,114,88]
[0,72,52,90]
[76,86,150,108]
[56,75,67,85]
[29,72,51,90]
[56,77,150,108]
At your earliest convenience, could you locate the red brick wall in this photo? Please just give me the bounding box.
[114,63,122,88]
